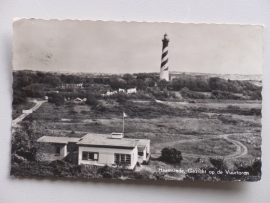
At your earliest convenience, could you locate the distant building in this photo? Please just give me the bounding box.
[76,83,83,88]
[127,88,137,94]
[119,88,125,93]
[60,83,84,89]
[105,91,117,96]
[37,133,151,169]
[102,88,137,96]
[74,98,83,102]
[22,109,33,114]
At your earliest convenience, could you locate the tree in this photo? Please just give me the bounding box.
[86,94,98,106]
[24,84,45,98]
[157,79,168,90]
[11,122,38,163]
[122,74,133,81]
[13,90,27,104]
[48,93,65,106]
[43,75,61,87]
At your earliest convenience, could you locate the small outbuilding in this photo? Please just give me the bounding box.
[37,136,80,162]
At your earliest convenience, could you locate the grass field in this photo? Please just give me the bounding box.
[17,98,261,176]
[173,138,237,156]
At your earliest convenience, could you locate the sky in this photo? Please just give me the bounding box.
[13,19,263,75]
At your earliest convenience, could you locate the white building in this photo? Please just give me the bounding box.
[127,88,137,94]
[74,97,83,102]
[76,83,83,88]
[105,91,117,96]
[37,133,150,170]
[22,109,33,114]
[119,88,125,93]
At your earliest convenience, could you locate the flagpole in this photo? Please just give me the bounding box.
[123,112,125,135]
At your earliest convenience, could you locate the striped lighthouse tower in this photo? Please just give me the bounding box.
[160,33,170,81]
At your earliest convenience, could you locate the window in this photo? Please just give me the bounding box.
[82,152,88,160]
[138,152,143,156]
[82,151,98,161]
[114,154,131,165]
[55,146,60,156]
[70,145,74,151]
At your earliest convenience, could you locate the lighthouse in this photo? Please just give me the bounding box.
[160,33,170,81]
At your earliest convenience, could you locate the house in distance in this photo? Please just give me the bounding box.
[37,132,150,169]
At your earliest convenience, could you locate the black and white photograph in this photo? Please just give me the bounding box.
[11,19,263,182]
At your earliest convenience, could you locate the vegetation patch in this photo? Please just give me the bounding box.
[174,138,238,156]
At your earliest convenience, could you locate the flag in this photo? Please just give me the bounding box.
[123,112,127,118]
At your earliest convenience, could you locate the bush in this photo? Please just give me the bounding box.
[250,108,261,115]
[234,158,261,176]
[212,90,243,100]
[209,157,228,170]
[180,87,208,99]
[86,95,98,106]
[227,105,240,110]
[48,93,65,106]
[159,148,183,165]
[117,97,127,103]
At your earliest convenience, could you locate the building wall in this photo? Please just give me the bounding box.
[67,142,78,153]
[54,143,67,159]
[146,141,150,154]
[127,88,137,94]
[160,70,169,81]
[22,109,33,114]
[78,146,138,170]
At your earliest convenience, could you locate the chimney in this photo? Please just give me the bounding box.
[111,133,124,139]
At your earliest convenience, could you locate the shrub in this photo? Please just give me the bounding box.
[180,87,208,99]
[159,148,183,165]
[80,110,89,115]
[48,93,65,106]
[86,94,98,106]
[234,158,261,176]
[209,157,228,170]
[250,108,261,115]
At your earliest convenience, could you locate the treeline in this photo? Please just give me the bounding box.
[13,70,262,105]
[173,76,261,100]
[13,71,61,104]
[172,76,260,93]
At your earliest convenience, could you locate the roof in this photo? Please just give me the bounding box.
[76,133,139,148]
[137,139,150,147]
[137,139,150,152]
[37,136,80,144]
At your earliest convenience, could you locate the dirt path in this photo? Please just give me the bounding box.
[12,100,47,127]
[152,132,250,160]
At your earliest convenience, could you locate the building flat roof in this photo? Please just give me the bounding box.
[138,139,150,147]
[76,133,139,148]
[37,136,80,144]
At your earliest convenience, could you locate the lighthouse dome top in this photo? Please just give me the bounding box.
[163,33,169,41]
